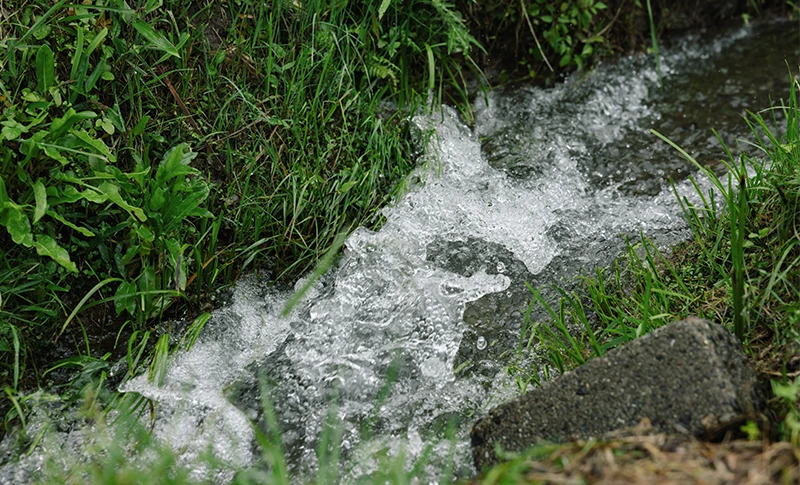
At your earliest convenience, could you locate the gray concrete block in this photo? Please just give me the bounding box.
[470,317,765,471]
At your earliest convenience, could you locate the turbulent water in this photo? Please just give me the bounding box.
[3,18,799,484]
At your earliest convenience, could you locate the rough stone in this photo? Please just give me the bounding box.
[470,317,766,471]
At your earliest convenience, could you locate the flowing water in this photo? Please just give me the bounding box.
[2,18,799,484]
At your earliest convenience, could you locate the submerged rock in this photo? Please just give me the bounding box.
[470,317,766,471]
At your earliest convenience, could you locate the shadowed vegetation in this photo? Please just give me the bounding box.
[0,0,478,398]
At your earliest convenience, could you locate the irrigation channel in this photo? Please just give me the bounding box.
[3,18,800,484]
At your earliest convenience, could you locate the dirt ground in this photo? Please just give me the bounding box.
[471,420,800,485]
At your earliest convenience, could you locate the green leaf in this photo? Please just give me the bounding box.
[22,90,43,103]
[20,131,46,159]
[72,130,117,162]
[114,280,137,316]
[78,187,108,204]
[156,143,196,187]
[139,265,156,307]
[161,199,205,234]
[340,181,357,193]
[107,104,125,133]
[97,181,147,222]
[175,253,187,292]
[49,86,63,106]
[1,120,28,141]
[0,206,33,246]
[33,23,51,40]
[52,186,83,204]
[17,0,66,45]
[160,186,212,234]
[426,43,435,95]
[46,210,95,237]
[36,44,55,93]
[773,380,800,400]
[99,118,115,135]
[69,25,84,89]
[85,57,106,93]
[135,224,155,242]
[144,0,163,14]
[70,27,109,102]
[33,234,78,272]
[282,229,349,316]
[165,238,186,291]
[120,244,140,267]
[32,181,47,224]
[132,19,180,59]
[149,186,166,211]
[58,278,122,340]
[131,115,150,136]
[378,0,392,20]
[85,27,109,59]
[149,333,170,385]
[42,145,69,165]
[49,108,97,139]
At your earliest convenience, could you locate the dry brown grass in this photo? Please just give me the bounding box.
[472,420,800,485]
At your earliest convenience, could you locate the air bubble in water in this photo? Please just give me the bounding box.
[439,281,463,296]
[476,336,487,350]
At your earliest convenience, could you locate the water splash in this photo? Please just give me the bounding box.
[122,95,697,479]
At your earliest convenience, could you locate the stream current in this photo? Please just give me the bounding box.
[2,18,799,484]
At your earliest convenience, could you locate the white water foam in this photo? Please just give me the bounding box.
[119,99,703,480]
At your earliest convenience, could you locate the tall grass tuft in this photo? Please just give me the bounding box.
[526,76,800,373]
[0,0,480,401]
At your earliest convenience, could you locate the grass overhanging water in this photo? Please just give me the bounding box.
[0,0,478,400]
[0,0,481,481]
[20,81,800,484]
[519,77,800,467]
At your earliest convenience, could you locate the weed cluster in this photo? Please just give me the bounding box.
[524,78,800,443]
[461,0,616,82]
[0,0,479,406]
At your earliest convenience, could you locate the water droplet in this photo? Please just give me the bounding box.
[476,336,487,350]
[439,281,463,296]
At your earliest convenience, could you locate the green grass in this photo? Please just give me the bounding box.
[0,0,480,399]
[0,1,483,479]
[645,0,662,85]
[521,77,800,442]
[16,373,460,485]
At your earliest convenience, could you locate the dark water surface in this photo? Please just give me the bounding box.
[481,19,800,196]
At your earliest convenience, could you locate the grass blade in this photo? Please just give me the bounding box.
[132,19,180,59]
[56,277,122,342]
